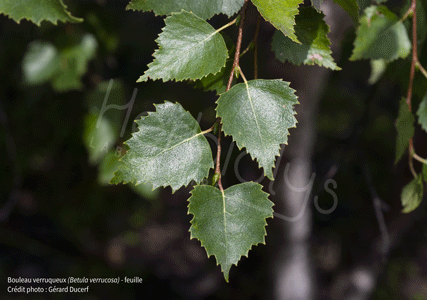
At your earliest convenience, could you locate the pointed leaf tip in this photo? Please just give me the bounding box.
[188,182,273,281]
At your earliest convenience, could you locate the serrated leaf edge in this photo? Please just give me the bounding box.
[252,0,302,44]
[136,10,228,82]
[0,0,83,26]
[110,101,213,193]
[216,80,299,180]
[126,1,244,19]
[187,183,274,280]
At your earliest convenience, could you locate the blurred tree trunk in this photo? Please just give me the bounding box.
[271,1,351,299]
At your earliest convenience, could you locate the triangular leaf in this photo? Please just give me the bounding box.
[111,102,213,192]
[271,7,340,70]
[395,98,415,164]
[216,79,298,179]
[401,175,424,213]
[416,93,427,133]
[0,0,82,26]
[332,0,359,23]
[251,0,303,43]
[138,11,228,82]
[127,0,245,20]
[350,5,411,62]
[188,182,274,281]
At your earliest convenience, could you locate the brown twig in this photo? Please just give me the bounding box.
[406,0,418,178]
[254,15,261,79]
[215,0,249,191]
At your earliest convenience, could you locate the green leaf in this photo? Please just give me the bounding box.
[368,59,387,84]
[401,175,424,213]
[22,42,61,85]
[350,5,411,62]
[188,182,274,281]
[138,11,228,82]
[111,102,213,192]
[311,0,323,12]
[51,34,98,91]
[98,151,122,185]
[332,0,359,23]
[0,0,82,26]
[417,93,427,133]
[395,98,415,164]
[271,7,340,70]
[251,0,303,43]
[22,34,98,92]
[216,79,298,179]
[127,0,245,19]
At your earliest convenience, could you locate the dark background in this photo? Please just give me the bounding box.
[1,0,427,299]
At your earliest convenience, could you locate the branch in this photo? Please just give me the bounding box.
[406,0,418,178]
[215,0,249,191]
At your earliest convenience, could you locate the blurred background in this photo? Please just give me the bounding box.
[0,0,427,299]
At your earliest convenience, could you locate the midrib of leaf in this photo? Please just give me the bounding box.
[184,20,233,55]
[245,81,265,151]
[143,130,207,162]
[221,189,229,267]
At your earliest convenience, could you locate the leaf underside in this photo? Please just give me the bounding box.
[111,102,213,192]
[251,0,303,43]
[216,79,298,180]
[0,0,82,25]
[127,0,245,19]
[350,5,411,61]
[188,182,274,281]
[272,7,340,70]
[138,10,228,82]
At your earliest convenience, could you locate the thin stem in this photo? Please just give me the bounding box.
[226,0,248,91]
[216,0,249,192]
[240,41,252,57]
[406,0,417,110]
[412,151,427,164]
[416,60,427,79]
[409,141,417,178]
[406,0,417,177]
[201,126,214,135]
[400,5,414,22]
[238,65,248,84]
[216,17,237,33]
[254,15,261,79]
